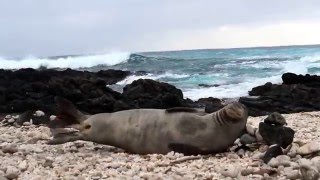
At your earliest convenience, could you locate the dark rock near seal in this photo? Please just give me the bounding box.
[0,68,131,114]
[240,133,257,145]
[240,73,320,116]
[196,97,224,113]
[264,112,286,126]
[258,122,295,149]
[262,144,284,163]
[122,79,192,108]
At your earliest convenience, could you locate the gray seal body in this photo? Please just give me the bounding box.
[49,97,248,155]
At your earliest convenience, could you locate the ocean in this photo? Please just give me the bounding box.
[1,45,320,100]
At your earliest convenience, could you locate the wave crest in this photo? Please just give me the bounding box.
[0,52,130,69]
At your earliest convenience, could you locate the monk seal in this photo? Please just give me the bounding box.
[48,97,248,155]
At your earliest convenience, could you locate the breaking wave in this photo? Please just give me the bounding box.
[0,52,130,69]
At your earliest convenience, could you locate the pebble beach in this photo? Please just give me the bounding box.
[0,112,320,180]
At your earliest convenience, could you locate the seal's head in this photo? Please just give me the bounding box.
[223,102,248,122]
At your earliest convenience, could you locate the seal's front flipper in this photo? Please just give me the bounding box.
[168,143,216,155]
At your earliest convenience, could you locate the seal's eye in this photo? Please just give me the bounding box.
[84,124,91,130]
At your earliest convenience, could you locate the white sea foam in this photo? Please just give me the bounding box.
[0,52,130,69]
[183,75,282,100]
[237,55,281,60]
[300,54,320,63]
[116,73,190,85]
[281,60,308,74]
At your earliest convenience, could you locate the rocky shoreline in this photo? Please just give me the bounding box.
[1,112,319,179]
[1,68,320,122]
[240,73,320,116]
[1,68,320,179]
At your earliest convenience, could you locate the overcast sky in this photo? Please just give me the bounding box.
[1,0,320,57]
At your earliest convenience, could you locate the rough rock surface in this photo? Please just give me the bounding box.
[0,68,130,114]
[1,111,319,179]
[240,73,320,116]
[0,69,200,125]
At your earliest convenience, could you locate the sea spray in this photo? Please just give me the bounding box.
[0,52,130,69]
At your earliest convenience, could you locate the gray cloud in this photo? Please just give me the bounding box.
[1,0,320,57]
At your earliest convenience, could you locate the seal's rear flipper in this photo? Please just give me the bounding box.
[168,143,217,155]
[165,107,199,113]
[48,97,87,128]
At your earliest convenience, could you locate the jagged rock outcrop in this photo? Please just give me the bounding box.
[240,73,320,116]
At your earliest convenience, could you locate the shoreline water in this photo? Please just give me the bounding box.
[0,68,320,119]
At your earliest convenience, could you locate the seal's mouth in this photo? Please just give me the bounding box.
[50,127,79,138]
[48,127,85,145]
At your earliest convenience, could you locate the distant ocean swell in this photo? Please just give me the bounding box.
[1,46,320,100]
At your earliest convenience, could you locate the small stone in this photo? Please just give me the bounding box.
[290,162,299,169]
[297,141,320,155]
[7,119,15,123]
[5,115,11,119]
[288,143,299,158]
[268,158,279,168]
[18,161,28,171]
[237,149,245,157]
[91,172,102,179]
[246,124,256,135]
[283,167,300,180]
[227,153,239,159]
[259,145,269,153]
[49,115,57,121]
[2,145,18,154]
[220,166,239,178]
[276,155,291,167]
[34,110,45,117]
[43,159,54,168]
[311,156,320,172]
[22,122,31,126]
[241,167,254,176]
[252,151,265,160]
[5,166,19,180]
[108,163,121,169]
[240,134,257,145]
[300,164,319,180]
[264,112,286,126]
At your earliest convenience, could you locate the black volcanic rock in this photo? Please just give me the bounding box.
[0,68,130,114]
[259,122,295,149]
[122,79,190,108]
[240,73,320,116]
[262,145,283,163]
[282,72,320,85]
[196,97,224,113]
[264,112,287,126]
[0,69,201,122]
